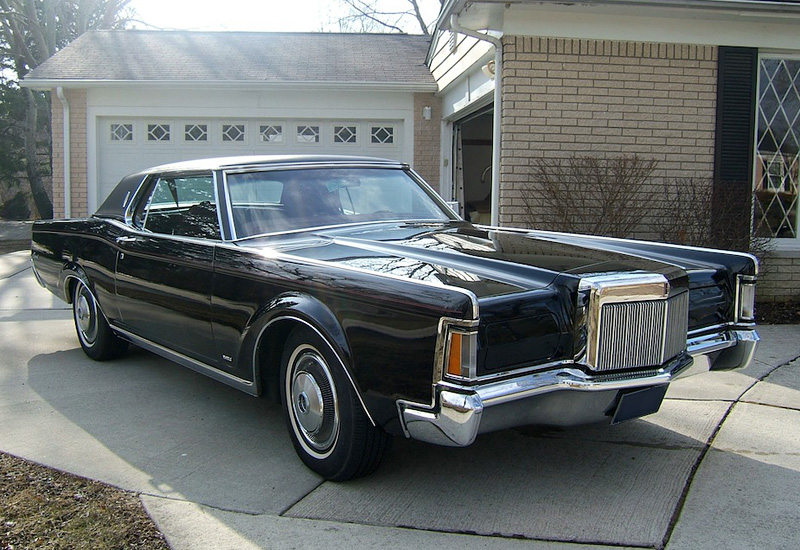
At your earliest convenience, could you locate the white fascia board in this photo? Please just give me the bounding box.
[444,1,800,50]
[21,79,438,93]
[499,3,800,49]
[504,6,800,50]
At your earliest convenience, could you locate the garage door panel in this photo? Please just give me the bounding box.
[97,117,402,207]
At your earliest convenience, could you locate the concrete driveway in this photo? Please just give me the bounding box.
[1,249,798,550]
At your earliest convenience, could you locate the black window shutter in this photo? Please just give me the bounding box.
[712,46,757,246]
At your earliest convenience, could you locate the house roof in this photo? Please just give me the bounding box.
[23,31,436,90]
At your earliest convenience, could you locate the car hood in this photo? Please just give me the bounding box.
[236,222,697,299]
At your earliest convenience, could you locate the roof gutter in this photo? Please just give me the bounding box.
[448,14,503,227]
[453,0,800,15]
[56,87,71,218]
[22,79,438,93]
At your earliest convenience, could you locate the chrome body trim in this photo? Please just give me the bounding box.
[577,273,689,371]
[112,326,257,395]
[399,327,759,447]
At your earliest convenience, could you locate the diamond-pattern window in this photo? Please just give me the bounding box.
[297,125,320,144]
[371,126,394,144]
[260,125,283,143]
[334,126,357,144]
[222,124,245,142]
[754,58,800,239]
[111,123,133,141]
[147,124,170,142]
[185,124,208,142]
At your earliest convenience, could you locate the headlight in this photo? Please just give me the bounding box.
[737,276,757,322]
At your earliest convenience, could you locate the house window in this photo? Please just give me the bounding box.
[222,124,245,142]
[371,126,394,144]
[147,124,171,142]
[260,125,283,143]
[754,57,800,239]
[110,123,133,142]
[185,124,208,142]
[297,125,320,144]
[334,126,357,144]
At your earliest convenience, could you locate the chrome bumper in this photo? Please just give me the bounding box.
[398,327,759,447]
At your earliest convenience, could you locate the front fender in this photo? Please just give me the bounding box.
[248,291,352,365]
[240,292,372,417]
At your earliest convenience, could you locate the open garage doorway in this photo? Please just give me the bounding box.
[453,106,493,224]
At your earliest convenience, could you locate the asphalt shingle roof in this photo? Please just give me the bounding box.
[24,31,435,86]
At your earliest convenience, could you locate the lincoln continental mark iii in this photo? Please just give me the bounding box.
[31,155,759,480]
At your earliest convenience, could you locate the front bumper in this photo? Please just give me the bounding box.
[398,327,759,447]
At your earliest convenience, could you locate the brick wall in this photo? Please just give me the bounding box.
[758,252,800,303]
[50,88,89,219]
[500,36,718,238]
[413,93,442,191]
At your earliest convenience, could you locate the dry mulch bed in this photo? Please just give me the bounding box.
[756,300,800,325]
[0,453,169,550]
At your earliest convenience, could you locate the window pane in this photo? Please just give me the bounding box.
[371,126,394,144]
[222,124,245,142]
[334,126,357,144]
[754,58,800,238]
[226,168,449,237]
[297,125,320,144]
[139,175,219,239]
[111,123,133,141]
[147,124,170,141]
[260,125,283,143]
[185,124,208,142]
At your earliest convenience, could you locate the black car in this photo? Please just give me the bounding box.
[31,155,759,480]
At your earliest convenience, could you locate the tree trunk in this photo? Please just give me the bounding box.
[23,87,53,219]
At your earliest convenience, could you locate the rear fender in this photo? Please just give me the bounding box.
[60,264,91,304]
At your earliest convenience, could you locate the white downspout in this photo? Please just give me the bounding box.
[449,14,503,226]
[56,87,71,218]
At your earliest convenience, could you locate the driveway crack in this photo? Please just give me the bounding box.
[660,351,800,549]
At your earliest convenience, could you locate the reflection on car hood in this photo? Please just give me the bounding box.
[236,222,703,299]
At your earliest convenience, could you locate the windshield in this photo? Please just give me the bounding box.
[226,167,452,238]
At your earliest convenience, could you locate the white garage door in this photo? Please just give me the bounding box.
[97,117,404,206]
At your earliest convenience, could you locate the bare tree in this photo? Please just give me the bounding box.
[0,0,133,218]
[337,0,443,36]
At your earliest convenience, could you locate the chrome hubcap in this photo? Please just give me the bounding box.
[288,347,339,455]
[74,285,98,345]
[76,294,92,333]
[292,371,325,435]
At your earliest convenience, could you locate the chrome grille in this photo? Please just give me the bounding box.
[594,292,689,371]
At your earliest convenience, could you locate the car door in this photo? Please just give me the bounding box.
[114,172,220,365]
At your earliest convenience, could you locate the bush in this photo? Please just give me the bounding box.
[519,153,771,259]
[521,154,659,238]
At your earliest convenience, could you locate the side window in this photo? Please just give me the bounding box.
[134,174,220,239]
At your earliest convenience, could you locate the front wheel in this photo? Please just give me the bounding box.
[72,280,127,361]
[280,326,389,480]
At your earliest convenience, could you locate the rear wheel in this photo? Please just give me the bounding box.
[72,280,127,361]
[280,326,389,480]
